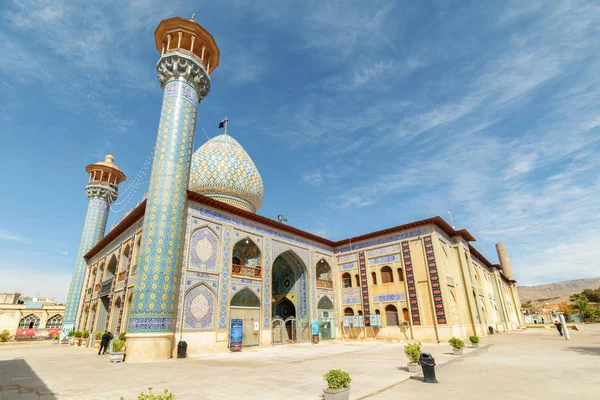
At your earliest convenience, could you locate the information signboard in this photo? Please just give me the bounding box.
[230,319,243,352]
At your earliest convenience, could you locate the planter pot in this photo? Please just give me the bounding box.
[94,339,101,349]
[109,352,125,363]
[471,343,479,348]
[323,386,350,400]
[76,339,82,346]
[453,348,463,355]
[407,363,421,373]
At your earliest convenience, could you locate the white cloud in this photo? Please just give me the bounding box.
[0,229,26,242]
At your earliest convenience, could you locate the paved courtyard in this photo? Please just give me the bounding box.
[0,325,599,399]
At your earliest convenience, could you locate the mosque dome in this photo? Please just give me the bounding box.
[189,133,264,213]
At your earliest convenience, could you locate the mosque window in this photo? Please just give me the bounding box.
[402,308,409,322]
[19,314,41,329]
[232,238,261,278]
[358,310,363,316]
[397,268,404,282]
[375,309,380,315]
[381,266,394,284]
[385,305,399,326]
[342,273,352,288]
[46,315,63,329]
[344,307,354,316]
[354,274,360,287]
[371,272,377,285]
[316,259,333,289]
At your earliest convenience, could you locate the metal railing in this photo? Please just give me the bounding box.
[99,278,113,297]
[316,279,333,289]
[231,264,261,278]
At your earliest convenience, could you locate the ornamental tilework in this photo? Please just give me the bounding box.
[435,227,451,242]
[335,228,430,253]
[64,196,110,332]
[402,241,421,325]
[218,227,232,330]
[183,284,215,331]
[367,244,400,258]
[373,293,406,302]
[342,289,360,297]
[339,262,357,270]
[424,236,446,324]
[263,238,271,328]
[342,297,361,305]
[188,227,219,272]
[188,203,331,252]
[310,253,317,321]
[358,251,371,326]
[369,254,399,265]
[337,254,357,262]
[128,80,198,333]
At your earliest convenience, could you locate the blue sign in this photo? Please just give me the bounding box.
[343,316,352,327]
[230,319,243,352]
[370,314,382,327]
[312,319,319,335]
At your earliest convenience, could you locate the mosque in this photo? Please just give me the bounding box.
[62,16,525,361]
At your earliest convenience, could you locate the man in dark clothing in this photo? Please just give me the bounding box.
[555,320,563,336]
[98,331,111,355]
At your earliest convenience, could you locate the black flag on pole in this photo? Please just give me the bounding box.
[218,118,227,128]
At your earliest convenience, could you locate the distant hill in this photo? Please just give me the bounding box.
[518,278,600,303]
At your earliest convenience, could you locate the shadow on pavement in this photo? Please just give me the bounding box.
[0,358,58,399]
[565,346,600,357]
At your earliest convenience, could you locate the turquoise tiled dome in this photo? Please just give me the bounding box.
[189,133,264,213]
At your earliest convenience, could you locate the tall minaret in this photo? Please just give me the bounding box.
[126,16,219,362]
[62,154,126,337]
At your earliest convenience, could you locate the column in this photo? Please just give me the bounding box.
[126,51,210,361]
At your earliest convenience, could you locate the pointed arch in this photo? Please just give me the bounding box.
[230,287,261,308]
[318,296,334,310]
[316,258,332,288]
[232,237,261,277]
[105,254,118,280]
[385,305,399,326]
[19,314,41,329]
[120,243,131,270]
[188,225,220,273]
[342,273,352,288]
[381,266,393,283]
[183,282,216,331]
[46,314,63,329]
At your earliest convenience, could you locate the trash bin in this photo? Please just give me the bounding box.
[419,352,437,383]
[488,326,494,335]
[177,341,187,359]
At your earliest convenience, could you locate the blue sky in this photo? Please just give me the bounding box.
[1,1,599,302]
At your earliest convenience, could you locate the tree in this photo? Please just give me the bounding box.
[581,288,600,303]
[573,297,593,320]
[569,292,586,302]
[521,302,533,309]
[557,301,572,316]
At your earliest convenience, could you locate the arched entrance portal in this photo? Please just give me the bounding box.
[317,296,335,340]
[230,288,261,347]
[271,250,310,344]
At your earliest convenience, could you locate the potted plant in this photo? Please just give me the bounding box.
[109,339,126,363]
[67,330,75,345]
[0,329,11,343]
[94,332,103,349]
[469,335,480,348]
[74,330,83,346]
[120,387,176,400]
[52,334,60,344]
[404,342,422,373]
[82,330,90,346]
[323,369,351,400]
[118,332,127,341]
[448,337,464,355]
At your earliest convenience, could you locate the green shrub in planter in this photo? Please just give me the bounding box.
[82,330,90,339]
[112,339,126,353]
[324,369,351,390]
[0,329,11,342]
[448,337,465,349]
[67,331,75,337]
[94,331,103,340]
[52,334,59,340]
[404,342,422,364]
[469,335,479,344]
[74,331,83,338]
[108,332,115,340]
[120,387,176,400]
[118,332,127,341]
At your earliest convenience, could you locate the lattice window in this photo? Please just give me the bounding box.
[371,271,377,285]
[397,268,404,282]
[46,314,63,329]
[344,307,354,316]
[19,314,40,329]
[342,273,352,288]
[381,266,394,284]
[354,274,360,287]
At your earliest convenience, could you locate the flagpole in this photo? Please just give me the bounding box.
[224,116,228,135]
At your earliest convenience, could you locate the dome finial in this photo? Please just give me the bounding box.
[218,116,229,135]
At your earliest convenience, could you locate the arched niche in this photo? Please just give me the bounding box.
[232,238,261,278]
[188,227,219,273]
[183,284,216,331]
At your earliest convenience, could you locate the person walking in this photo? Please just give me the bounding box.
[98,331,111,355]
[554,320,563,336]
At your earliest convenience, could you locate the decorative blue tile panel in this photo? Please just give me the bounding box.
[342,297,361,305]
[373,293,407,302]
[369,254,399,265]
[335,228,430,254]
[339,262,357,270]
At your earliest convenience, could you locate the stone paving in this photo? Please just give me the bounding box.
[1,325,598,399]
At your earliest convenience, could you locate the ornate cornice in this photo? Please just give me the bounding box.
[157,50,210,100]
[86,183,118,204]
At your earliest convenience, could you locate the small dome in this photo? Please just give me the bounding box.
[189,133,263,213]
